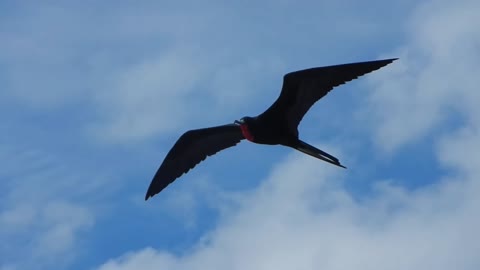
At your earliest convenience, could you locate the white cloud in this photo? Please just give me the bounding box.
[95,151,480,270]
[0,204,35,230]
[436,126,480,177]
[1,1,400,144]
[35,202,94,256]
[89,51,286,143]
[0,201,94,270]
[0,2,286,143]
[89,47,205,143]
[0,142,106,270]
[93,0,480,269]
[87,40,286,143]
[3,1,479,269]
[365,0,480,153]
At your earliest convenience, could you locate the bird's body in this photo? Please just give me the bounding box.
[238,116,295,145]
[145,58,398,200]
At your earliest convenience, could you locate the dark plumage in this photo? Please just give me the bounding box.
[145,58,397,200]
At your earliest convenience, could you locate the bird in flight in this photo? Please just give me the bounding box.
[145,58,397,200]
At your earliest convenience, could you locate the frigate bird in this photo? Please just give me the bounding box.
[145,58,397,200]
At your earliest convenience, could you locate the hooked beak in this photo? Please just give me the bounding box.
[234,119,243,125]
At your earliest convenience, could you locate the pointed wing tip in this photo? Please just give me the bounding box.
[383,57,399,64]
[144,184,158,201]
[374,58,398,65]
[145,191,153,201]
[367,57,398,72]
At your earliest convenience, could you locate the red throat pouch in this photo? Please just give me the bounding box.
[240,124,254,141]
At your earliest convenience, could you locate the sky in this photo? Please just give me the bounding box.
[1,0,479,269]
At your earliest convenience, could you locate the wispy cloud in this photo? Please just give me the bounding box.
[93,0,480,269]
[2,0,478,269]
[0,141,110,269]
[364,0,480,153]
[1,1,403,144]
[95,151,480,270]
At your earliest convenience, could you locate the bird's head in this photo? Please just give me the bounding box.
[234,116,255,141]
[234,116,253,126]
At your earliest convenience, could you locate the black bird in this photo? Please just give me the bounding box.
[145,58,397,200]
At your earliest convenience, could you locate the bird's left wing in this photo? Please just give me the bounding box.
[145,124,244,200]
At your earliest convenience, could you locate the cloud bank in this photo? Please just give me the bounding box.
[94,0,480,269]
[1,0,479,269]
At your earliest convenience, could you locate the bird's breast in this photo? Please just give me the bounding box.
[246,122,293,145]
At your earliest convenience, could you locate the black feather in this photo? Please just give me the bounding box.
[260,58,398,130]
[145,124,244,200]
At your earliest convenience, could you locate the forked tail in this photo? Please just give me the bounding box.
[292,140,346,168]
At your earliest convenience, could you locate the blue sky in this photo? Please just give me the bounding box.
[1,0,479,269]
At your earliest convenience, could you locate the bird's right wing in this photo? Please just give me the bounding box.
[145,124,244,200]
[260,58,397,130]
